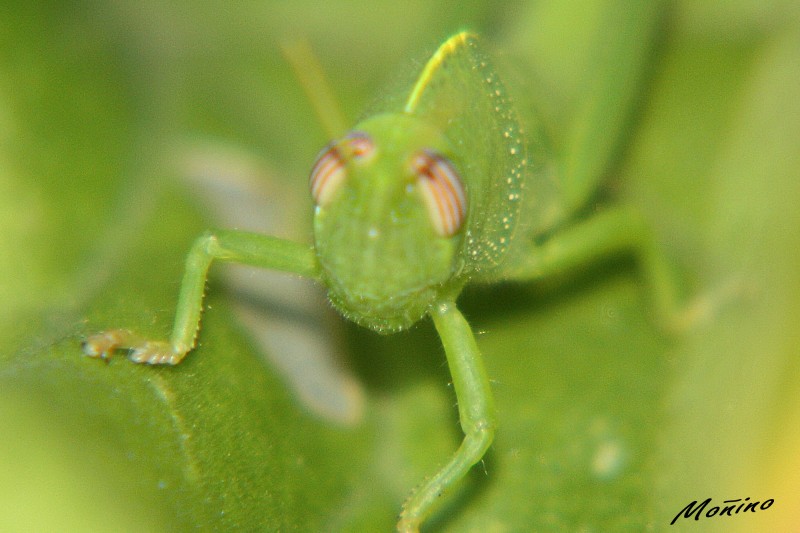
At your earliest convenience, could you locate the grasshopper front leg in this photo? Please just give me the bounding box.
[398,300,496,533]
[83,230,319,365]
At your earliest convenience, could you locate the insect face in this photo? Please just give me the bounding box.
[310,113,466,332]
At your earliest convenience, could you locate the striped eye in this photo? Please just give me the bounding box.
[309,131,375,206]
[343,131,375,159]
[410,150,467,237]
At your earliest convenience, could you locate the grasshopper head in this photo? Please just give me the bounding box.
[310,114,467,332]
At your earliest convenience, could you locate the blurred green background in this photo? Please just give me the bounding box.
[1,1,799,531]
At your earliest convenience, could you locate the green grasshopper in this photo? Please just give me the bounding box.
[84,6,683,530]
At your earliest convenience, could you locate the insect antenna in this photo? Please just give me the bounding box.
[281,37,348,140]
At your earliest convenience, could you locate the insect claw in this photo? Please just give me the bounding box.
[82,345,112,362]
[81,340,99,357]
[82,330,128,360]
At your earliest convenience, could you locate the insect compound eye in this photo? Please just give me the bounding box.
[342,130,375,160]
[410,149,467,237]
[309,131,375,206]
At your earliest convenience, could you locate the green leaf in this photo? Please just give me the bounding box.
[2,2,798,531]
